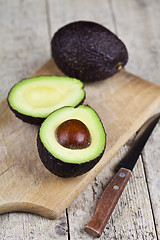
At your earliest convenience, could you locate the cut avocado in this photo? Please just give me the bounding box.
[7,76,85,124]
[37,105,106,178]
[51,21,128,82]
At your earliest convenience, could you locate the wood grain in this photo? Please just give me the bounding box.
[143,122,160,237]
[0,58,160,220]
[0,1,68,239]
[60,0,160,239]
[84,168,131,238]
[0,0,50,103]
[111,0,160,238]
[0,0,160,239]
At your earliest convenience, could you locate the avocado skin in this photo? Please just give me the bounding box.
[7,91,85,125]
[51,21,128,82]
[7,101,45,125]
[37,133,106,178]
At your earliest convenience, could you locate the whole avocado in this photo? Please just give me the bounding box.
[51,21,128,82]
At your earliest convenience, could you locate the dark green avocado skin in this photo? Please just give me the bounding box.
[51,21,128,82]
[7,101,45,125]
[37,133,106,178]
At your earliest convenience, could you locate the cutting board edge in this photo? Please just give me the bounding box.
[51,94,160,219]
[1,58,160,220]
[0,201,58,220]
[1,85,160,220]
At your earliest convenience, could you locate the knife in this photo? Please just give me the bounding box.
[84,113,160,238]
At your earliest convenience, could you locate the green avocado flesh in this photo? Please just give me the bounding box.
[39,105,106,163]
[8,76,85,121]
[37,105,106,177]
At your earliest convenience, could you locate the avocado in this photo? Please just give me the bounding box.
[56,119,91,149]
[7,76,85,124]
[37,105,106,178]
[51,21,128,82]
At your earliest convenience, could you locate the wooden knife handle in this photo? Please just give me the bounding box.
[84,168,131,238]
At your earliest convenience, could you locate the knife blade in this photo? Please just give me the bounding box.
[84,113,160,238]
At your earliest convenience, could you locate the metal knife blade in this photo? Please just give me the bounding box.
[84,113,160,238]
[117,112,160,171]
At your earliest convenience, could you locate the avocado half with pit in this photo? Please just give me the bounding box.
[51,21,128,82]
[37,105,106,178]
[7,76,85,124]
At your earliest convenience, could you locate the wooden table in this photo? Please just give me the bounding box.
[0,1,160,239]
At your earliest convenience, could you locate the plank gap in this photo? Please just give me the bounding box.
[141,153,159,240]
[66,209,70,240]
[108,0,118,35]
[45,0,52,40]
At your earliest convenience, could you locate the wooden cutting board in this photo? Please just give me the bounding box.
[0,59,160,219]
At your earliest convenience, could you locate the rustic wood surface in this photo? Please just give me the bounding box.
[0,0,160,240]
[1,61,160,221]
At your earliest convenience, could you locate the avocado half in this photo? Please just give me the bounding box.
[7,76,85,124]
[37,105,106,178]
[51,21,128,82]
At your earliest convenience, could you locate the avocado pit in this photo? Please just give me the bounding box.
[56,119,91,149]
[37,105,106,177]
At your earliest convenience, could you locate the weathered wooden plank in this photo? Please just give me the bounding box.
[0,0,50,102]
[67,151,157,239]
[48,0,115,38]
[0,213,68,240]
[0,1,68,239]
[111,0,160,85]
[51,0,159,239]
[47,0,159,239]
[112,0,160,238]
[143,119,160,237]
[0,0,160,240]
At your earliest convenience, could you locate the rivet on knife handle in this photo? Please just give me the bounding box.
[84,168,131,238]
